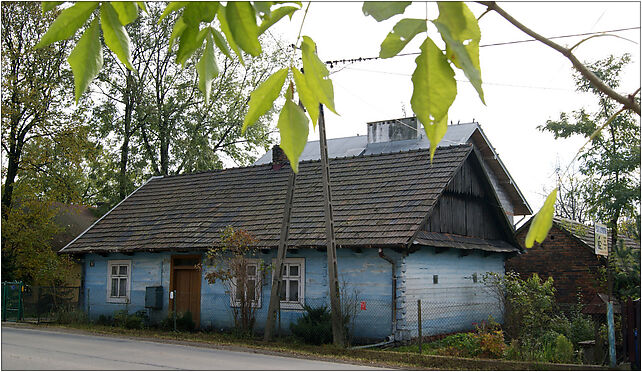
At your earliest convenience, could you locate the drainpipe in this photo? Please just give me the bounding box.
[378,248,396,340]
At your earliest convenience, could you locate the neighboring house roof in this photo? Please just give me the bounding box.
[51,203,98,251]
[61,144,518,254]
[254,120,531,215]
[517,216,641,252]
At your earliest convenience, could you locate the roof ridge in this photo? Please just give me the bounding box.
[156,143,474,180]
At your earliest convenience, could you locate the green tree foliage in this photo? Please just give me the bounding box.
[1,2,98,284]
[539,54,641,252]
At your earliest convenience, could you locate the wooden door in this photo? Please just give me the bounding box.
[170,255,201,327]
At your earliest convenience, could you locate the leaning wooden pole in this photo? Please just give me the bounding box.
[318,104,345,346]
[264,167,296,341]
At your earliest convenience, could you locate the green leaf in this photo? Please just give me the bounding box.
[292,67,319,128]
[257,5,299,35]
[379,18,426,59]
[159,2,186,22]
[110,1,138,25]
[217,5,245,65]
[176,25,208,67]
[301,36,337,114]
[68,18,103,104]
[42,2,63,13]
[242,68,288,133]
[226,2,261,56]
[410,36,456,162]
[210,27,233,60]
[197,34,219,105]
[136,2,147,14]
[35,2,98,49]
[362,1,411,22]
[433,2,484,104]
[277,96,310,173]
[253,1,273,17]
[169,17,187,49]
[183,2,218,26]
[525,189,558,248]
[100,3,135,71]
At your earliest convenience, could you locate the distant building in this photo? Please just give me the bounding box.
[509,217,641,305]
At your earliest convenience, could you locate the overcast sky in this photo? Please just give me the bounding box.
[266,1,641,214]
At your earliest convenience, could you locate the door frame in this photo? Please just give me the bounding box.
[169,254,202,327]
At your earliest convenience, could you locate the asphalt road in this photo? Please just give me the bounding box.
[1,326,387,370]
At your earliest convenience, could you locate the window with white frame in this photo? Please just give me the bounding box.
[272,258,305,309]
[231,260,261,308]
[107,260,131,303]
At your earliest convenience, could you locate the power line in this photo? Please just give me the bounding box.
[324,26,640,68]
[341,66,577,92]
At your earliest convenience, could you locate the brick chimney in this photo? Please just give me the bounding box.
[272,144,288,170]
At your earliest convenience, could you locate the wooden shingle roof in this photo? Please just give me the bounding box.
[61,144,474,254]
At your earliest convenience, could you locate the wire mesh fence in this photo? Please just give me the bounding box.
[21,286,82,323]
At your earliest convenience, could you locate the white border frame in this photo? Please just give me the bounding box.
[271,257,305,310]
[106,260,132,303]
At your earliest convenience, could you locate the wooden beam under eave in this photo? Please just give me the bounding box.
[435,247,449,254]
[458,250,470,257]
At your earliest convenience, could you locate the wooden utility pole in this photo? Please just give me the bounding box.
[264,169,296,341]
[318,104,345,346]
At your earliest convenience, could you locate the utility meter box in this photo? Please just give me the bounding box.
[145,286,163,309]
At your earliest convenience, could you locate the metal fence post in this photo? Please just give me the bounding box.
[418,299,422,354]
[2,283,6,322]
[17,282,23,322]
[173,290,177,332]
[87,288,90,320]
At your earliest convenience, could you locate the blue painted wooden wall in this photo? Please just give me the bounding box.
[395,246,505,340]
[82,246,505,342]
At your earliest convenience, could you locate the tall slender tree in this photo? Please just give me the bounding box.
[540,54,641,252]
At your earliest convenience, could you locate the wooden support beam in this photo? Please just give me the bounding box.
[318,104,345,347]
[435,247,449,254]
[264,169,296,341]
[458,250,470,257]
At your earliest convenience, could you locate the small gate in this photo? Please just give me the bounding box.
[2,281,24,322]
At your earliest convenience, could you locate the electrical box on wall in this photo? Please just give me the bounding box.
[145,286,163,309]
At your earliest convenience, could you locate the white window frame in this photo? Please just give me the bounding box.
[106,260,131,303]
[230,259,262,308]
[271,258,305,310]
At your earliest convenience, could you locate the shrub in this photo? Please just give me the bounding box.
[431,333,480,357]
[477,330,507,359]
[160,311,195,332]
[290,305,332,345]
[112,310,145,329]
[553,334,574,364]
[54,307,88,324]
[95,314,113,326]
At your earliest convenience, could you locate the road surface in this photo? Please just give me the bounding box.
[2,326,387,370]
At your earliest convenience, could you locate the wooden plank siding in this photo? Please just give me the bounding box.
[424,156,505,241]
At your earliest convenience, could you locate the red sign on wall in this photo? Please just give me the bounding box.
[360,301,366,310]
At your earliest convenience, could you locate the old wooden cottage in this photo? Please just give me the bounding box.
[61,118,531,341]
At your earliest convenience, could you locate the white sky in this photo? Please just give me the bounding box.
[266,1,641,213]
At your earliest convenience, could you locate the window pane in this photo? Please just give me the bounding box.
[246,265,256,277]
[247,280,256,301]
[235,283,242,301]
[119,278,127,297]
[111,279,118,296]
[289,265,298,277]
[279,280,286,301]
[111,266,118,276]
[289,280,299,301]
[119,265,128,276]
